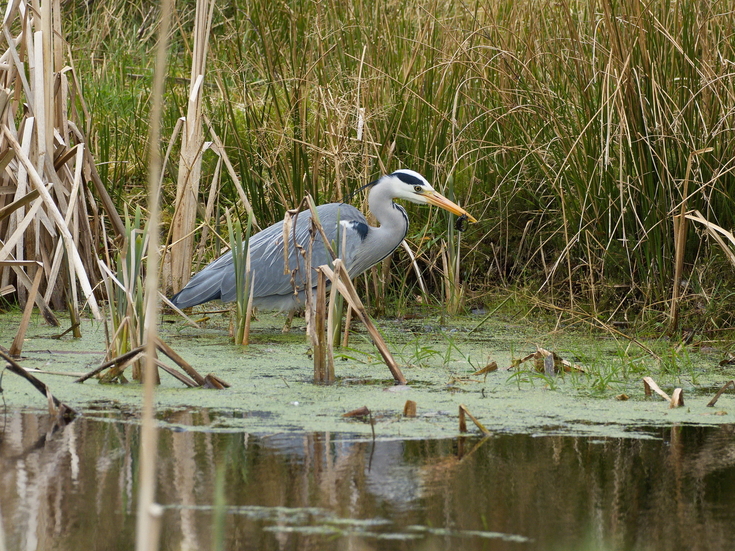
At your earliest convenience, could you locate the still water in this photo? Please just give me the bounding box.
[1,409,734,551]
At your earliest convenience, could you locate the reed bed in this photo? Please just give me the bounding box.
[48,1,735,330]
[0,0,125,324]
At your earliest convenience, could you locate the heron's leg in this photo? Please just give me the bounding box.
[282,310,295,333]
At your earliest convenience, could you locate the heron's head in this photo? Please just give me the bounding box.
[380,169,478,223]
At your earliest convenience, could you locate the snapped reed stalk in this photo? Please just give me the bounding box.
[313,267,330,382]
[320,262,406,384]
[6,261,43,357]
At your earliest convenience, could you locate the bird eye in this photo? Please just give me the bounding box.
[413,185,423,192]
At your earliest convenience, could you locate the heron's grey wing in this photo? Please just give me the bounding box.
[173,203,371,308]
[169,250,234,308]
[217,217,289,303]
[218,203,368,303]
[309,203,369,278]
[255,203,368,293]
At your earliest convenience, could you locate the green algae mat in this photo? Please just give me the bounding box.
[1,309,733,439]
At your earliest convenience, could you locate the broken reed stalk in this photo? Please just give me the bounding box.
[74,346,145,383]
[153,359,198,388]
[313,267,330,382]
[325,262,341,378]
[707,381,735,407]
[643,376,684,408]
[301,207,318,367]
[74,338,207,387]
[0,349,77,419]
[6,261,43,357]
[244,277,255,344]
[153,337,206,386]
[341,306,353,348]
[319,262,406,384]
[136,0,173,549]
[458,404,491,436]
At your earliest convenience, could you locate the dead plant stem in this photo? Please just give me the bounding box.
[135,0,173,548]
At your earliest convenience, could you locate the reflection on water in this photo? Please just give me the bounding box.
[1,409,735,551]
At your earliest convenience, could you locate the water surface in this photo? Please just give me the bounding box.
[1,409,734,550]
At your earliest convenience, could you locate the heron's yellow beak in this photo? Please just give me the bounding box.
[423,190,477,223]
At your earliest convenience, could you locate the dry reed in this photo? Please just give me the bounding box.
[168,0,214,294]
[0,0,124,322]
[135,0,174,548]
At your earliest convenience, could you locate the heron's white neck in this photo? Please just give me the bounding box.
[366,182,409,249]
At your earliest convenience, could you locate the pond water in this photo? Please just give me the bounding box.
[1,409,734,551]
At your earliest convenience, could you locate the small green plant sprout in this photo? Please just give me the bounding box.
[439,330,479,371]
[98,207,147,381]
[396,336,442,368]
[226,209,253,346]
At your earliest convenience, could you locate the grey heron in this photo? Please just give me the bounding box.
[170,169,476,312]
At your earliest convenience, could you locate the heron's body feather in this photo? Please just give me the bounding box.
[170,201,407,311]
[169,169,474,313]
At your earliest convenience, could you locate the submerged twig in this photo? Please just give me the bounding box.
[643,376,684,408]
[707,380,735,408]
[320,262,406,384]
[0,350,77,419]
[458,404,491,436]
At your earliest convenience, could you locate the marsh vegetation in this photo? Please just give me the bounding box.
[2,0,735,340]
[3,2,735,549]
[58,0,735,331]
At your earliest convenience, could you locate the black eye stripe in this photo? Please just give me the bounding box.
[392,171,426,188]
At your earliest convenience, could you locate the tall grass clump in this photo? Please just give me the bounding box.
[65,0,735,328]
[99,208,147,380]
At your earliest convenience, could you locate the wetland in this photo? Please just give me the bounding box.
[2,309,735,550]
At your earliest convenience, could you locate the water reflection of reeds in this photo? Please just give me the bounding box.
[2,411,735,551]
